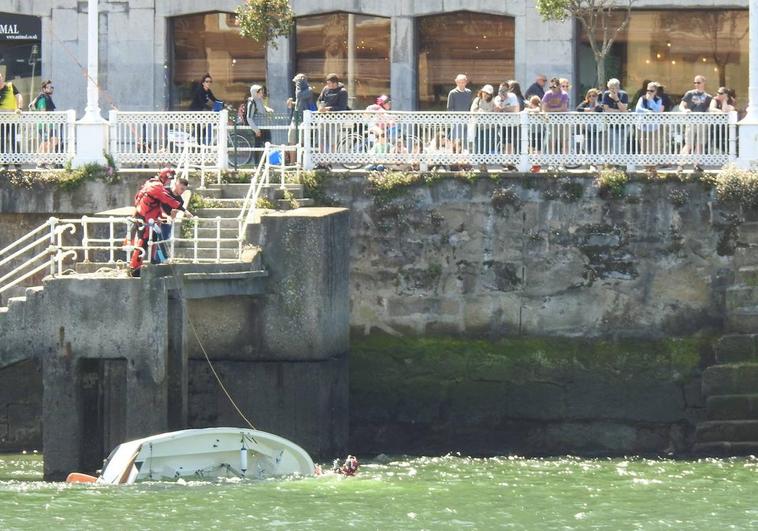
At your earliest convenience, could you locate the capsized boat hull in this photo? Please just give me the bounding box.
[96,427,315,484]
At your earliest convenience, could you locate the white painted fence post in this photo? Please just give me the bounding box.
[217,109,229,171]
[302,110,313,170]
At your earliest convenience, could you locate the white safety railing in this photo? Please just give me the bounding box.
[0,110,76,166]
[302,110,738,170]
[109,110,228,172]
[159,216,240,264]
[0,214,241,295]
[236,142,302,250]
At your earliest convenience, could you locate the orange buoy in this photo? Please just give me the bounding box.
[66,472,98,484]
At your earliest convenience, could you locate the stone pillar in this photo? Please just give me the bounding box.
[391,16,416,111]
[74,0,107,166]
[738,0,758,169]
[266,34,294,114]
[258,208,350,361]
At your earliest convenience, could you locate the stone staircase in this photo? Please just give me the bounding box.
[0,285,47,370]
[694,221,758,455]
[172,182,312,262]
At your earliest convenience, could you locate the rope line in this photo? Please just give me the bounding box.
[47,25,256,430]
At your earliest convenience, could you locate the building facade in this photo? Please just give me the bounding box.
[0,0,749,115]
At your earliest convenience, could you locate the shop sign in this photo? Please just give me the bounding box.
[0,14,41,41]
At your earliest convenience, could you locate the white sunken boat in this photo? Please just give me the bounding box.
[71,427,316,484]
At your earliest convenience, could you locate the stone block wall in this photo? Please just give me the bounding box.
[321,175,737,339]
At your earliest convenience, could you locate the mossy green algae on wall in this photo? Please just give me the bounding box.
[350,334,710,456]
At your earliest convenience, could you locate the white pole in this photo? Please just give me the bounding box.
[83,0,101,121]
[744,0,758,122]
[347,14,356,109]
[738,0,758,168]
[74,0,107,165]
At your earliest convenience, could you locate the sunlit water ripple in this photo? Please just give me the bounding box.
[1,453,757,529]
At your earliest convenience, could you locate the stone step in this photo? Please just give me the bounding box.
[174,239,238,250]
[736,266,758,286]
[726,286,758,311]
[696,420,758,443]
[6,296,27,308]
[692,441,758,456]
[181,218,238,230]
[739,222,758,245]
[206,183,303,199]
[171,248,240,261]
[702,363,758,396]
[0,307,8,315]
[726,306,758,333]
[192,207,241,219]
[276,198,314,210]
[271,187,304,200]
[707,394,758,420]
[715,334,758,364]
[24,286,44,298]
[196,227,239,239]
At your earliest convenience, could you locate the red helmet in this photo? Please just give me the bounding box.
[376,95,391,106]
[158,167,176,181]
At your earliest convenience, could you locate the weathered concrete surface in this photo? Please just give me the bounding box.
[258,208,351,361]
[0,174,146,216]
[350,334,709,456]
[0,359,42,451]
[188,355,348,458]
[321,175,737,339]
[39,278,170,480]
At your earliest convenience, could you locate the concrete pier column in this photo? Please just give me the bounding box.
[391,16,416,111]
[266,34,295,114]
[258,208,350,361]
[738,0,758,169]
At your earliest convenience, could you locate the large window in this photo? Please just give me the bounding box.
[171,12,265,110]
[578,9,748,112]
[296,13,390,109]
[417,12,515,110]
[0,13,41,106]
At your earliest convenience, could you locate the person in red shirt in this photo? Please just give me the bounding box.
[129,167,186,275]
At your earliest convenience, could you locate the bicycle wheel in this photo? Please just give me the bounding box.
[227,134,253,167]
[338,134,366,170]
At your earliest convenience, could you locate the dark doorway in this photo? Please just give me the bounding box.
[78,358,127,475]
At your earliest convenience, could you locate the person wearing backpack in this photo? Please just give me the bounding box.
[247,84,274,165]
[30,80,59,163]
[287,73,316,163]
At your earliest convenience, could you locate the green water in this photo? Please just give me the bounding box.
[1,454,757,530]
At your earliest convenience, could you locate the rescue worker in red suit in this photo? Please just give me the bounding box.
[129,167,186,276]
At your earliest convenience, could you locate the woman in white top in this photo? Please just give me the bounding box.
[471,84,496,156]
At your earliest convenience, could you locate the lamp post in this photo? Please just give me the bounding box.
[74,0,107,165]
[738,0,758,169]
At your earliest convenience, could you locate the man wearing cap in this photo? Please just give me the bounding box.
[287,73,315,163]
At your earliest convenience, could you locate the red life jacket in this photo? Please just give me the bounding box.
[134,178,181,221]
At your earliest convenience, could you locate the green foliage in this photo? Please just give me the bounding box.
[2,153,119,190]
[714,164,758,208]
[188,193,223,210]
[491,186,521,211]
[595,167,629,199]
[180,217,196,239]
[220,170,251,184]
[367,170,421,201]
[282,189,300,209]
[668,188,689,208]
[535,0,572,21]
[255,196,275,209]
[235,0,294,49]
